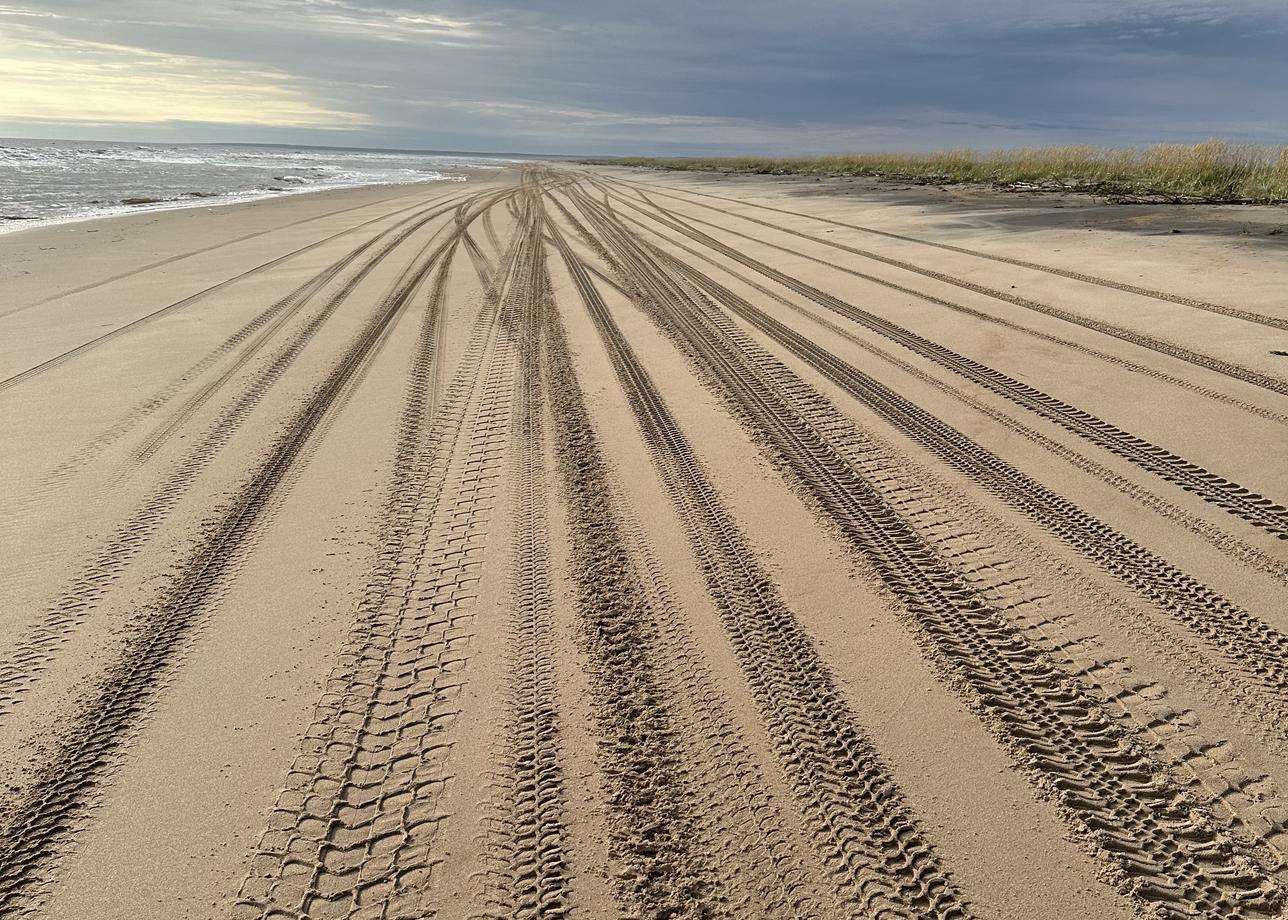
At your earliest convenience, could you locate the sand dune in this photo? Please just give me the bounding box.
[1,166,1287,919]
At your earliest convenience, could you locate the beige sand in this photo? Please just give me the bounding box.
[1,165,1286,920]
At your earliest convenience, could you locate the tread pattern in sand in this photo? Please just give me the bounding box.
[4,168,1287,920]
[563,182,1283,918]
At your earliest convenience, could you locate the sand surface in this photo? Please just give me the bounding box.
[1,166,1287,919]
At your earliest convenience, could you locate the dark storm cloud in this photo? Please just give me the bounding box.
[1,0,1285,152]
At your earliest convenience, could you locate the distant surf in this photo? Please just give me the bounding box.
[0,139,524,230]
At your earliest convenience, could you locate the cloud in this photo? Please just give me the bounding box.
[0,22,364,127]
[0,0,1285,152]
[255,0,489,44]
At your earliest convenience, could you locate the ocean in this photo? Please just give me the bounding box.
[0,139,524,231]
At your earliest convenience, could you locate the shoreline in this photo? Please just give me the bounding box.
[0,171,486,238]
[0,178,502,319]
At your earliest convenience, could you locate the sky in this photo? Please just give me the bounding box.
[0,0,1285,155]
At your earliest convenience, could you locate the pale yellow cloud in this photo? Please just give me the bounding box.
[0,23,365,127]
[292,0,486,43]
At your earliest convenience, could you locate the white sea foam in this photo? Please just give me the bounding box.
[0,140,525,231]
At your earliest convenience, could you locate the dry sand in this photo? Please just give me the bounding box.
[1,165,1287,919]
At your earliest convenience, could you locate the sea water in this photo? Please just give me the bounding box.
[0,139,525,230]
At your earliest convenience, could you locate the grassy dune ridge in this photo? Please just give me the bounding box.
[583,141,1288,202]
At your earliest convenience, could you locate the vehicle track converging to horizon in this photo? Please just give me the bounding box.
[607,174,1288,334]
[591,178,1288,427]
[2,167,1286,920]
[559,177,1285,917]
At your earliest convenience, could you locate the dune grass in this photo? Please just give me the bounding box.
[582,141,1288,202]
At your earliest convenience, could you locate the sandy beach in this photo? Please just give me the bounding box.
[2,165,1287,919]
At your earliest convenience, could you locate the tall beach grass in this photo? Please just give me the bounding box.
[583,141,1288,202]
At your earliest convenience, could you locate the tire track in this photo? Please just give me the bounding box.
[566,183,1284,918]
[482,204,505,258]
[462,229,495,289]
[0,197,464,915]
[586,183,1288,711]
[639,235,1288,710]
[0,197,473,719]
[600,176,1288,399]
[0,185,441,320]
[604,188,1288,539]
[546,196,974,919]
[49,192,493,483]
[594,180,1288,428]
[458,197,498,289]
[0,191,461,395]
[578,180,1288,825]
[537,241,746,920]
[539,195,840,918]
[611,174,1288,333]
[631,212,1288,851]
[633,218,1288,588]
[475,201,568,920]
[517,181,732,917]
[620,512,832,920]
[233,206,524,920]
[132,191,507,466]
[127,195,468,464]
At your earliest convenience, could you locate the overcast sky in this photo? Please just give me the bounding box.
[1,0,1284,154]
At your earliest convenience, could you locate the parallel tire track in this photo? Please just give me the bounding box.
[547,196,974,920]
[0,187,435,319]
[635,220,1288,848]
[232,202,523,920]
[635,218,1288,588]
[602,177,1288,400]
[129,194,479,464]
[475,199,569,920]
[540,195,843,917]
[27,192,465,485]
[0,198,470,717]
[607,190,1288,538]
[0,199,462,915]
[132,191,508,465]
[613,174,1288,333]
[597,182,1288,429]
[526,179,831,920]
[538,232,741,919]
[0,191,461,395]
[567,183,1283,918]
[642,234,1288,709]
